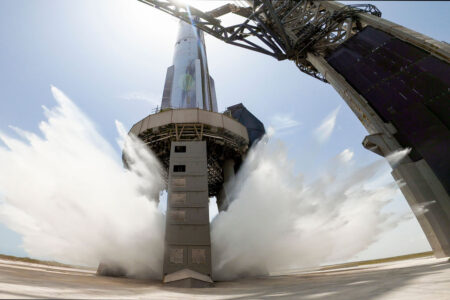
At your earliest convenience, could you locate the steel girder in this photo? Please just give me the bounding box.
[137,0,381,81]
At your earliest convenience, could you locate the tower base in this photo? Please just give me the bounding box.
[163,268,214,288]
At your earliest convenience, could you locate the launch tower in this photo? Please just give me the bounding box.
[127,20,265,287]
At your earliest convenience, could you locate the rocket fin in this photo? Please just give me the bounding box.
[209,75,218,112]
[161,65,174,109]
[195,59,203,109]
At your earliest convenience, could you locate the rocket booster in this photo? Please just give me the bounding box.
[161,20,218,112]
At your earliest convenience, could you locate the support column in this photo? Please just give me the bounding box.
[217,159,235,212]
[163,141,213,287]
[307,53,450,258]
[391,160,450,258]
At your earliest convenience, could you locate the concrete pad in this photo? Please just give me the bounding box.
[163,268,213,287]
[0,257,449,299]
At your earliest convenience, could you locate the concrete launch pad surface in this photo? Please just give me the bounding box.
[0,256,449,299]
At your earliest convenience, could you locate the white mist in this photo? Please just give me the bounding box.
[0,87,411,281]
[0,87,165,278]
[211,136,410,280]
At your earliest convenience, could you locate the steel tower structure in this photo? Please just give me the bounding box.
[113,20,265,287]
[137,0,450,258]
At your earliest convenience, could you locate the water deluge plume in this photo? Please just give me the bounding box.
[0,87,165,278]
[211,135,409,280]
[0,88,409,281]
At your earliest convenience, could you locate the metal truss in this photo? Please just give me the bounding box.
[138,0,381,81]
[137,122,247,196]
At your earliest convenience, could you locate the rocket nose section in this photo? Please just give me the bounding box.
[163,18,215,111]
[176,20,199,43]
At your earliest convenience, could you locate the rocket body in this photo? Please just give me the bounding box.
[161,20,218,112]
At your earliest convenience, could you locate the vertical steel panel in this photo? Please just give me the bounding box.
[327,26,450,194]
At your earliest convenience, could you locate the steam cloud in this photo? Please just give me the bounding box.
[0,87,409,281]
[211,136,409,280]
[0,87,165,278]
[314,106,340,143]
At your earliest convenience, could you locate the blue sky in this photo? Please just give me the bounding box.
[0,1,448,259]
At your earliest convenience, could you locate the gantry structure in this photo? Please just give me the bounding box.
[137,0,450,258]
[140,0,381,81]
